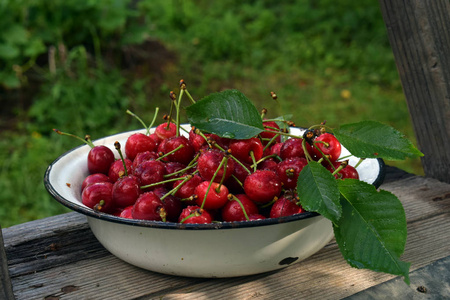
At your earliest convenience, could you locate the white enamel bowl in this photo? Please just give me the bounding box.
[44,126,385,278]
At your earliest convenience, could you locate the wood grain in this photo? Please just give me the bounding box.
[378,0,450,183]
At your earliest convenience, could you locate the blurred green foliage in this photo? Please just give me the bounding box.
[0,0,423,227]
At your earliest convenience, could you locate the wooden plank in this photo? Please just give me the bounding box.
[346,255,450,299]
[378,0,450,183]
[5,174,449,299]
[0,226,15,300]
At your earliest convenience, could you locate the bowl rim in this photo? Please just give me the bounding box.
[44,128,386,230]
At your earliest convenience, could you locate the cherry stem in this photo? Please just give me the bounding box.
[230,174,243,188]
[163,163,198,178]
[354,158,365,169]
[250,151,257,172]
[53,129,95,148]
[184,89,196,104]
[302,139,314,162]
[260,197,277,208]
[228,194,250,221]
[211,143,252,175]
[313,141,334,166]
[331,160,349,176]
[126,109,149,135]
[159,175,194,201]
[179,208,202,224]
[148,107,160,133]
[156,144,185,161]
[262,133,281,152]
[200,157,227,209]
[114,141,128,177]
[250,154,281,169]
[175,88,184,137]
[140,176,184,190]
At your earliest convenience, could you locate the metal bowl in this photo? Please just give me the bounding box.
[44,126,385,277]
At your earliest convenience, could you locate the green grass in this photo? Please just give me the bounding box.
[0,0,424,227]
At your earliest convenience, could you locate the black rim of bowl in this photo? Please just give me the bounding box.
[44,130,386,230]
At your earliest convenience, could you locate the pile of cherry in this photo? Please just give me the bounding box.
[79,121,359,224]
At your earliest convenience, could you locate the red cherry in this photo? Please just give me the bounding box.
[279,138,309,160]
[154,122,177,140]
[257,158,279,173]
[270,196,305,218]
[194,181,229,210]
[87,145,115,175]
[119,205,134,219]
[276,157,308,189]
[259,121,281,145]
[247,214,266,221]
[326,161,359,180]
[108,159,133,183]
[132,151,159,170]
[263,142,283,157]
[125,133,157,161]
[133,160,166,190]
[198,149,235,183]
[132,192,166,221]
[159,136,195,165]
[312,133,341,162]
[221,194,259,222]
[81,173,111,191]
[173,174,203,199]
[81,182,115,213]
[229,137,263,164]
[153,187,182,222]
[178,206,213,224]
[112,175,141,208]
[243,170,282,204]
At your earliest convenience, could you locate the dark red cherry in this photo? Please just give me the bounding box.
[125,133,157,161]
[133,160,166,190]
[259,121,281,145]
[270,196,305,218]
[279,138,309,160]
[243,170,282,204]
[159,136,195,165]
[326,161,359,180]
[112,175,141,208]
[276,157,308,189]
[229,137,264,164]
[132,151,158,170]
[108,158,133,183]
[81,173,112,191]
[132,192,166,221]
[87,145,115,175]
[198,149,235,183]
[173,174,203,199]
[153,187,182,222]
[119,205,134,219]
[81,182,114,213]
[178,206,213,224]
[221,194,259,222]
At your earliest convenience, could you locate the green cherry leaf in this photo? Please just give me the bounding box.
[334,179,410,284]
[297,161,341,224]
[334,120,424,160]
[186,89,264,139]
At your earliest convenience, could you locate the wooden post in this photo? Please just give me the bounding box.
[378,0,450,183]
[1,226,15,300]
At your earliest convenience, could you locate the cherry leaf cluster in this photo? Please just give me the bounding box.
[334,121,424,160]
